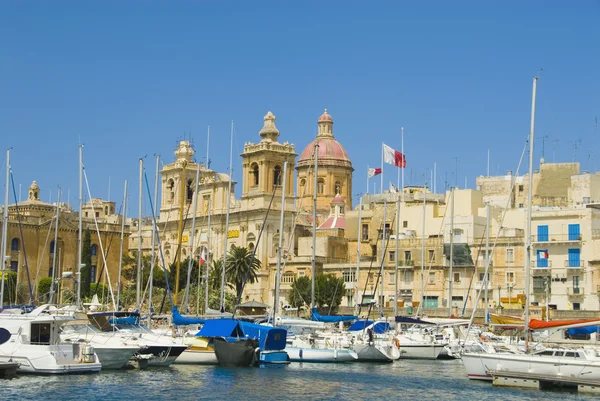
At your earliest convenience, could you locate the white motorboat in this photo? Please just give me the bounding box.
[0,305,102,374]
[286,334,358,363]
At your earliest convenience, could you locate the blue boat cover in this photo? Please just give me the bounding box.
[347,320,391,334]
[172,306,206,326]
[567,326,600,336]
[109,316,138,325]
[395,316,435,325]
[311,308,357,323]
[197,319,245,338]
[239,322,287,351]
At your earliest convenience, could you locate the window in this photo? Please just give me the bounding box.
[299,178,306,194]
[403,271,414,283]
[343,271,356,283]
[428,249,435,262]
[50,240,55,254]
[11,238,19,251]
[203,195,210,213]
[274,165,282,187]
[518,185,524,192]
[368,273,374,283]
[281,273,294,284]
[334,181,341,194]
[568,224,580,241]
[536,249,549,268]
[388,272,395,284]
[9,261,17,272]
[48,266,53,278]
[186,180,194,203]
[428,272,436,284]
[537,225,549,241]
[317,178,325,194]
[573,303,581,311]
[95,212,99,218]
[91,244,97,256]
[30,323,51,345]
[85,212,88,217]
[403,221,408,228]
[298,271,306,277]
[91,266,97,283]
[518,203,524,208]
[361,224,369,241]
[389,251,396,262]
[479,272,489,282]
[404,251,412,262]
[506,248,514,263]
[568,248,581,268]
[573,275,580,289]
[248,242,255,252]
[506,271,515,284]
[251,163,259,186]
[166,179,175,201]
[453,272,460,283]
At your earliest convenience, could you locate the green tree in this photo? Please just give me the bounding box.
[226,246,261,301]
[288,276,311,310]
[37,277,53,303]
[1,271,18,304]
[208,259,225,292]
[80,229,92,298]
[315,274,345,312]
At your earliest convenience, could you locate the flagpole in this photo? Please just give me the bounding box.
[366,164,369,195]
[433,162,436,193]
[380,143,384,194]
[401,128,405,197]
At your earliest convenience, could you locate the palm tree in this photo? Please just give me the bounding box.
[226,245,261,301]
[208,259,229,293]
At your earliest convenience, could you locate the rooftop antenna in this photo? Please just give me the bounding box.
[552,139,559,163]
[540,135,549,159]
[571,139,582,162]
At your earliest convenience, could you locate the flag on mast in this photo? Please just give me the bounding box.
[383,143,406,168]
[368,167,382,178]
[199,248,207,265]
[389,182,399,193]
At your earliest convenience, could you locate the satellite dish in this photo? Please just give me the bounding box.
[0,328,11,345]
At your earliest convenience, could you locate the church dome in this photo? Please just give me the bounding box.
[297,109,352,168]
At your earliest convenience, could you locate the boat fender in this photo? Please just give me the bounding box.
[394,338,400,349]
[299,349,303,359]
[480,336,489,342]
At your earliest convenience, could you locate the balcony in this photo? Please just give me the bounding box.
[531,260,552,269]
[567,287,584,297]
[476,282,491,291]
[532,233,582,244]
[399,260,414,268]
[564,260,585,269]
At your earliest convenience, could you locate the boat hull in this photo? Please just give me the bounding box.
[137,345,188,367]
[213,338,259,367]
[94,345,140,369]
[259,350,290,365]
[286,347,358,363]
[174,346,218,365]
[353,343,399,362]
[397,343,445,360]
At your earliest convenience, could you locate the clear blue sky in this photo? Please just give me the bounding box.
[1,1,599,216]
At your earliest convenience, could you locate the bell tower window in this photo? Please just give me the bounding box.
[317,178,325,194]
[335,181,341,195]
[186,180,193,203]
[274,165,282,188]
[251,163,259,186]
[168,179,175,201]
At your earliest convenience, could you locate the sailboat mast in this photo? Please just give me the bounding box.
[394,190,400,317]
[76,145,83,308]
[380,198,386,316]
[148,154,159,323]
[0,149,10,307]
[116,180,128,310]
[136,158,143,308]
[524,76,539,346]
[484,202,490,321]
[183,161,201,312]
[274,161,288,323]
[203,126,211,314]
[49,188,61,304]
[355,196,362,316]
[311,144,319,310]
[174,156,187,307]
[420,184,426,314]
[448,187,454,317]
[220,122,234,311]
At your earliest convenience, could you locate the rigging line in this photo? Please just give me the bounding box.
[91,199,124,297]
[83,167,117,310]
[9,170,34,303]
[462,135,529,349]
[144,171,174,311]
[232,185,278,318]
[31,215,55,303]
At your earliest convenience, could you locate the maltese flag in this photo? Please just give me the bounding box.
[383,143,406,168]
[199,248,207,265]
[539,251,549,259]
[368,167,382,178]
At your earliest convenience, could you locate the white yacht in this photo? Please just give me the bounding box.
[0,305,102,374]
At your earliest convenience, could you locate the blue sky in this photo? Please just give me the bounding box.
[1,1,598,215]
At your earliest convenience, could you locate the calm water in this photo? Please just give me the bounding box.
[0,359,595,401]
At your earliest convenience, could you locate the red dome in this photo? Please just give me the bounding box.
[298,137,350,162]
[318,110,333,122]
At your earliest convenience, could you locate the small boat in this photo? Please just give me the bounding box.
[0,305,102,374]
[286,333,358,363]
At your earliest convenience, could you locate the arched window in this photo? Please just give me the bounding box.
[317,178,325,194]
[50,240,55,254]
[335,181,341,195]
[104,206,108,215]
[11,238,19,252]
[168,179,175,201]
[274,165,282,188]
[91,266,97,283]
[91,244,97,256]
[299,178,306,195]
[251,163,259,186]
[272,234,280,257]
[186,180,194,203]
[248,242,255,252]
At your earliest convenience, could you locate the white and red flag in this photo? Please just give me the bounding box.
[199,248,207,265]
[368,167,382,178]
[383,143,406,168]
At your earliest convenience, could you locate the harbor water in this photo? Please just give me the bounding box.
[1,359,594,401]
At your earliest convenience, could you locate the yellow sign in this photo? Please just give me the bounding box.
[182,235,189,243]
[227,229,239,239]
